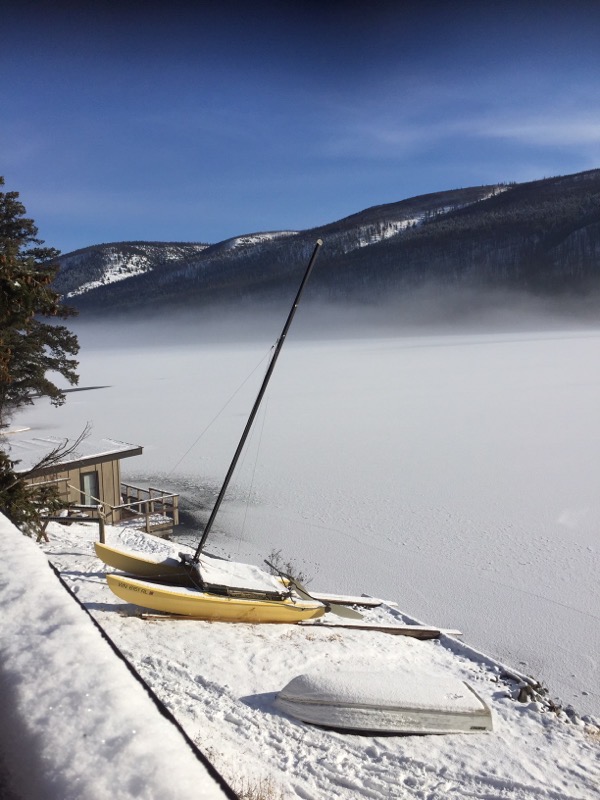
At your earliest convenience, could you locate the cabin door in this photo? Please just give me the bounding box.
[81,471,100,506]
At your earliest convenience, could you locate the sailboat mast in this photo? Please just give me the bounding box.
[193,239,323,562]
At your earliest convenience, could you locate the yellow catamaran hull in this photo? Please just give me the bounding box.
[106,573,326,623]
[95,542,190,579]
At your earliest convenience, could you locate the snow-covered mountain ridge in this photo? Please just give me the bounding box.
[223,231,299,251]
[55,170,600,313]
[53,183,501,303]
[56,242,210,298]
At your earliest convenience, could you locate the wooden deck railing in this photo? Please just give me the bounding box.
[32,477,179,536]
[114,483,180,533]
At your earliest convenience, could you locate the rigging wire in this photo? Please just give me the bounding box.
[165,345,274,478]
[237,396,269,553]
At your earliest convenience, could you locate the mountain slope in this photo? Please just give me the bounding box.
[54,242,210,297]
[57,169,600,315]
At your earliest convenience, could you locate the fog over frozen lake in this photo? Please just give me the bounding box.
[14,308,600,719]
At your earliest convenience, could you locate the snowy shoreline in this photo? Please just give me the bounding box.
[1,514,598,799]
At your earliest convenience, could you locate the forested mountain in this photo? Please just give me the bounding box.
[54,241,210,297]
[56,169,600,316]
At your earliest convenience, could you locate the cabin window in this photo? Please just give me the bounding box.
[80,471,100,506]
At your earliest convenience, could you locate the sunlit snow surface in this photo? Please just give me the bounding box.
[3,517,598,799]
[12,319,600,722]
[0,515,227,800]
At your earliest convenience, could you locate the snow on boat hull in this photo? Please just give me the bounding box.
[275,671,493,734]
[94,542,190,579]
[106,574,326,623]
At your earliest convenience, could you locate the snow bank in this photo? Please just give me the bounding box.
[0,513,227,800]
[31,520,600,799]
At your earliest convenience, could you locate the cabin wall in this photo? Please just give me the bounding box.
[25,459,124,521]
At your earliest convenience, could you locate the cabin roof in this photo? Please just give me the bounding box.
[3,434,143,475]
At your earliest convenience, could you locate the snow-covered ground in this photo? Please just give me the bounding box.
[9,318,600,729]
[1,515,598,799]
[0,514,228,800]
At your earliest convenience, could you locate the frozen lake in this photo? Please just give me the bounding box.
[12,316,600,719]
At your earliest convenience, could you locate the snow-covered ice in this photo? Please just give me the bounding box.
[12,320,600,721]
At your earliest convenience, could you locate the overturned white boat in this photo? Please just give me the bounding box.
[275,670,493,735]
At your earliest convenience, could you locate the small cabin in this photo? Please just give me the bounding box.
[5,434,179,534]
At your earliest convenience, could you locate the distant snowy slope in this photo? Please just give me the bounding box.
[55,242,210,298]
[67,250,150,296]
[333,184,509,253]
[222,231,299,251]
[56,169,600,313]
[57,184,502,309]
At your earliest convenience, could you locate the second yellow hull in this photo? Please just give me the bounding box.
[106,573,326,623]
[95,542,190,579]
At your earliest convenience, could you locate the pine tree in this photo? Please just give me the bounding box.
[0,176,79,428]
[0,177,80,532]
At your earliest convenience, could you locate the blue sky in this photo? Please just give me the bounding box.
[2,1,600,254]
